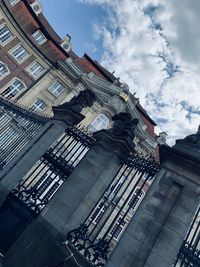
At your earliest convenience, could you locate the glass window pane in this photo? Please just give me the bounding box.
[32,30,47,45]
[89,114,110,132]
[48,81,64,97]
[0,24,13,44]
[2,79,25,99]
[11,45,29,62]
[26,61,45,79]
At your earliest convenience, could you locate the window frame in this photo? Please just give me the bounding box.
[30,99,47,112]
[9,43,30,64]
[0,23,14,46]
[0,61,10,80]
[1,78,26,100]
[48,81,65,97]
[88,113,110,133]
[8,0,20,7]
[25,61,46,79]
[32,30,47,45]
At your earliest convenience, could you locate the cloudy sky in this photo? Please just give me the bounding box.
[40,0,200,145]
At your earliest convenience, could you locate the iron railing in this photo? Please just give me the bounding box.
[66,155,159,267]
[0,97,48,169]
[173,206,200,267]
[11,126,94,214]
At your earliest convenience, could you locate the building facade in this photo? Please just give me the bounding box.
[2,1,198,267]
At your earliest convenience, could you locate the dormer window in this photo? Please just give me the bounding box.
[8,0,20,7]
[32,30,47,45]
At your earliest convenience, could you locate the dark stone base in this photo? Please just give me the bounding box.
[52,106,85,126]
[2,217,92,267]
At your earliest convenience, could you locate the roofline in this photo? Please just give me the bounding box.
[136,105,157,126]
[22,0,71,58]
[83,53,114,83]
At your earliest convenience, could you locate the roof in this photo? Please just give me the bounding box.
[3,0,79,63]
[79,53,118,83]
[136,103,157,126]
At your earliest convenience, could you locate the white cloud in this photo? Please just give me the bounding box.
[80,0,200,145]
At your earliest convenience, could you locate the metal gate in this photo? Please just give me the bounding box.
[0,97,48,169]
[0,125,94,254]
[173,206,200,267]
[66,155,159,267]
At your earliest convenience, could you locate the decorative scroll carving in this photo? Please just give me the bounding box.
[109,112,139,141]
[66,223,109,267]
[60,89,96,113]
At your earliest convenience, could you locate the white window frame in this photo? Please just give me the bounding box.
[48,81,65,97]
[0,61,10,80]
[30,99,47,112]
[88,113,110,133]
[9,43,30,64]
[1,78,26,99]
[32,30,47,45]
[26,61,46,79]
[0,23,14,46]
[8,0,20,7]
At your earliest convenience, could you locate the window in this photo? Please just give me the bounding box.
[2,79,25,99]
[30,100,47,112]
[32,30,47,45]
[26,61,45,79]
[8,0,20,6]
[88,114,110,132]
[0,24,13,45]
[48,81,64,97]
[10,44,30,63]
[0,62,9,79]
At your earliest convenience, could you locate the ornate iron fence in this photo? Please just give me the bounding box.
[0,97,48,169]
[66,155,159,267]
[11,126,94,214]
[173,206,200,267]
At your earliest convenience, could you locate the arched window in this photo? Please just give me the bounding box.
[2,79,25,99]
[88,114,110,132]
[0,62,9,79]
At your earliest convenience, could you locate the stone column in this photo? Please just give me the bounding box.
[107,131,200,267]
[0,89,96,191]
[4,113,139,267]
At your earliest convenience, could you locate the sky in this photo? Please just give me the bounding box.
[39,0,200,145]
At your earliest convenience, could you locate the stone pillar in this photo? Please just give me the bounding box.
[107,131,200,267]
[4,113,139,267]
[0,89,96,191]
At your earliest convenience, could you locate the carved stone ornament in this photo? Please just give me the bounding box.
[52,89,96,125]
[59,89,96,113]
[93,112,139,159]
[109,112,139,141]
